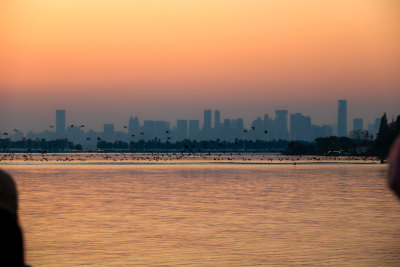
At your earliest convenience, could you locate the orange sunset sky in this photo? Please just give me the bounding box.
[1,0,399,132]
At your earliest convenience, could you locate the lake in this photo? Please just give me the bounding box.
[2,153,400,266]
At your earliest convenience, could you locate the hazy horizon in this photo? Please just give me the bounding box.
[1,0,399,132]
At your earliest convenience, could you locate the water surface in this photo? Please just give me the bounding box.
[3,161,400,266]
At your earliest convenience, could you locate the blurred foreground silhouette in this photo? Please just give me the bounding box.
[0,169,26,267]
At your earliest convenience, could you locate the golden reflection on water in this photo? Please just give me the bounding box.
[4,164,400,266]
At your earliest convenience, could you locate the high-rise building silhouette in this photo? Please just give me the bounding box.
[203,109,211,130]
[290,113,311,141]
[56,110,66,137]
[128,116,140,135]
[353,118,363,131]
[189,120,200,140]
[337,100,347,136]
[202,109,212,139]
[274,109,289,140]
[214,110,221,129]
[176,120,188,140]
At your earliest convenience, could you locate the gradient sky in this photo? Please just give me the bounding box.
[1,0,399,132]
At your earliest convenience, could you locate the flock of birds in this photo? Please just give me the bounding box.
[0,152,378,164]
[1,124,270,144]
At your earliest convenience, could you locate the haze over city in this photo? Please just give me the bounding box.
[1,0,399,132]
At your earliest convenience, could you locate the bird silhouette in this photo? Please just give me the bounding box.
[251,126,255,130]
[86,137,91,141]
[49,125,54,128]
[264,130,269,134]
[97,137,101,141]
[243,130,248,133]
[81,125,85,128]
[124,126,127,128]
[70,124,74,127]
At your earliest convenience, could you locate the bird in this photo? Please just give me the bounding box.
[243,130,248,133]
[131,134,135,137]
[80,125,85,128]
[251,126,255,130]
[70,124,74,127]
[264,130,269,134]
[124,126,127,128]
[86,137,91,141]
[165,131,169,134]
[97,137,101,141]
[140,132,144,135]
[3,133,8,136]
[49,125,54,128]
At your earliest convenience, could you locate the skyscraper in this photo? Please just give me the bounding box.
[337,100,347,136]
[274,109,289,140]
[290,113,311,141]
[203,109,211,131]
[128,116,140,135]
[56,110,66,137]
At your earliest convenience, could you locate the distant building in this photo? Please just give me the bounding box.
[154,121,169,140]
[56,110,66,137]
[274,109,289,140]
[143,120,155,140]
[203,109,211,131]
[353,118,363,131]
[337,100,347,136]
[128,116,140,135]
[189,120,200,140]
[290,113,311,141]
[368,118,381,138]
[176,120,188,140]
[203,109,212,139]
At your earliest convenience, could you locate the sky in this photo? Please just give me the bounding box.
[1,0,399,132]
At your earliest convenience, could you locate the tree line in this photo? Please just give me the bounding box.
[284,113,400,159]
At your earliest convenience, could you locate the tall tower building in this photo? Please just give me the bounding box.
[337,100,347,136]
[274,109,289,140]
[214,110,221,129]
[203,109,211,130]
[56,110,66,137]
[128,116,140,135]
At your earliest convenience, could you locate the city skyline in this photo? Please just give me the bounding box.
[1,101,384,145]
[1,0,399,134]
